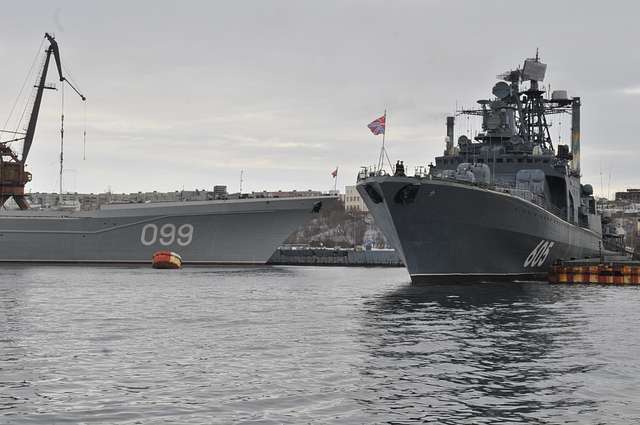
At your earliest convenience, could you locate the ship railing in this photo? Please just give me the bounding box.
[357,166,391,181]
[493,184,564,217]
[494,186,535,202]
[359,166,567,218]
[414,166,429,178]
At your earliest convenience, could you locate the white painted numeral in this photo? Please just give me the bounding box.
[141,223,158,246]
[140,223,194,247]
[159,224,176,245]
[177,224,194,246]
[524,240,555,268]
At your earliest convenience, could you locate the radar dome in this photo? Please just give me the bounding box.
[492,81,511,99]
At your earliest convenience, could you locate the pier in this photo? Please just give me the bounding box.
[268,246,404,267]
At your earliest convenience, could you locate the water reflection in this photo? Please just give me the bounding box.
[0,267,35,414]
[358,282,600,423]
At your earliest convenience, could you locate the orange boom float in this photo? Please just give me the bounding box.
[548,258,640,285]
[152,251,183,269]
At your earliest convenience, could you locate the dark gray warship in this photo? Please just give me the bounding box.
[357,55,603,282]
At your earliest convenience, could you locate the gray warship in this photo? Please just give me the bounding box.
[0,197,331,264]
[0,33,334,264]
[357,55,603,282]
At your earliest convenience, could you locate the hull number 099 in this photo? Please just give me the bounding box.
[524,240,555,268]
[141,223,194,246]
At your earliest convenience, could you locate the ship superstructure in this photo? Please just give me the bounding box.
[357,55,603,282]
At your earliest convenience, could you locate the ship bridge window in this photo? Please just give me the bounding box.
[543,159,550,163]
[506,158,513,163]
[526,158,533,163]
[518,158,524,163]
[497,158,503,163]
[478,158,484,163]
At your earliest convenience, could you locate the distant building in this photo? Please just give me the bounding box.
[616,189,640,203]
[213,185,228,199]
[344,185,368,212]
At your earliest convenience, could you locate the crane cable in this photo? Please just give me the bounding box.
[2,37,46,145]
[61,63,87,160]
[83,101,87,160]
[59,82,64,199]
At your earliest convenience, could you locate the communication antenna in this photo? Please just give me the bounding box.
[239,170,244,194]
[558,119,562,145]
[600,162,604,199]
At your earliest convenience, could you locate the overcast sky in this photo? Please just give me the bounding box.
[1,1,638,196]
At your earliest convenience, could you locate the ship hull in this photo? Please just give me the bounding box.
[357,177,602,283]
[0,197,333,264]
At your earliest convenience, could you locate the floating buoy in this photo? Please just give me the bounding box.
[152,251,183,269]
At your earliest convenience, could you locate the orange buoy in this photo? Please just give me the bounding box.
[612,264,626,285]
[632,267,640,285]
[571,266,585,283]
[622,265,632,284]
[558,266,569,284]
[587,266,599,284]
[152,251,183,269]
[599,264,613,284]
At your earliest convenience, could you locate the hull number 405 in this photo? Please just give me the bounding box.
[524,240,555,268]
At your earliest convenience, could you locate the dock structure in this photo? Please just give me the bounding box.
[268,247,404,267]
[549,257,640,284]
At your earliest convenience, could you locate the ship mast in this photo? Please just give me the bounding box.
[455,53,573,155]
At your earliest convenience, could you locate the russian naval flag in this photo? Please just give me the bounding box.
[367,115,386,135]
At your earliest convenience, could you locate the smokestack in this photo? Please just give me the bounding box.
[571,97,581,174]
[446,116,454,155]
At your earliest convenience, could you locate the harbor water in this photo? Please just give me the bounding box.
[2,266,640,423]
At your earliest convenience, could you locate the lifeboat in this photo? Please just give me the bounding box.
[152,251,183,269]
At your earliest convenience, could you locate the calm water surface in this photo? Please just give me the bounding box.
[1,266,640,424]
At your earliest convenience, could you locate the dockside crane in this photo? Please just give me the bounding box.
[0,33,86,210]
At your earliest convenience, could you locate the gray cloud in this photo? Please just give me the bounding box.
[1,0,639,196]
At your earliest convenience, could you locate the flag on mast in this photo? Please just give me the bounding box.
[331,167,338,178]
[367,115,386,135]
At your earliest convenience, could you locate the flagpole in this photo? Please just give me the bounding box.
[377,109,387,172]
[382,109,386,152]
[382,109,393,171]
